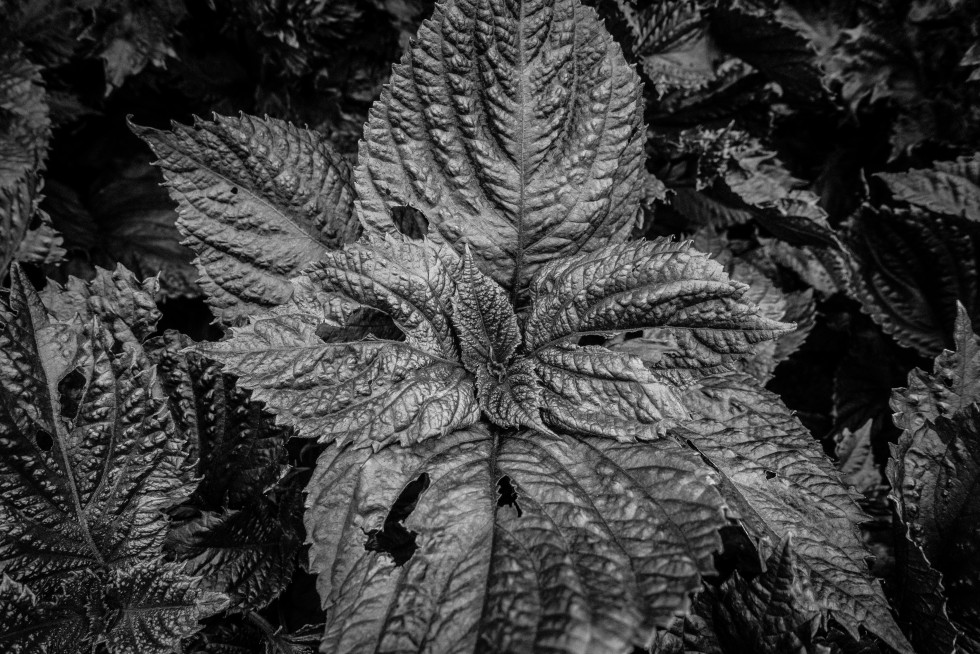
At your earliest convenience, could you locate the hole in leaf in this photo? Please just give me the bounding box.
[496,475,522,517]
[391,206,428,239]
[578,334,605,346]
[765,470,776,480]
[58,369,86,420]
[230,186,238,195]
[316,307,403,343]
[364,472,430,566]
[35,430,53,451]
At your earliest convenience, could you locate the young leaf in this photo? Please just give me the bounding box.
[134,113,360,323]
[1,173,64,277]
[678,373,913,654]
[355,0,647,297]
[305,424,727,653]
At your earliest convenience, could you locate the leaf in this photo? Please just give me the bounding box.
[0,47,50,191]
[877,156,980,222]
[0,574,89,654]
[305,424,728,653]
[40,264,162,346]
[845,204,980,356]
[201,237,481,448]
[453,250,549,431]
[134,113,360,322]
[523,239,793,365]
[711,539,817,654]
[889,306,980,650]
[168,494,302,612]
[148,330,288,508]
[834,420,882,497]
[1,172,65,277]
[97,560,229,654]
[0,265,191,587]
[355,0,647,298]
[677,373,913,654]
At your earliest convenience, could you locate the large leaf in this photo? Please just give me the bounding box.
[0,575,88,654]
[0,265,225,650]
[677,373,913,654]
[305,424,727,653]
[355,0,647,298]
[134,113,360,322]
[0,266,190,586]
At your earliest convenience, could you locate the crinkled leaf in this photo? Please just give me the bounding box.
[198,308,479,449]
[712,539,816,654]
[453,249,521,374]
[168,493,302,612]
[0,265,191,588]
[148,330,288,507]
[134,113,359,322]
[40,264,161,346]
[523,239,792,365]
[355,0,647,298]
[0,47,50,191]
[305,424,727,653]
[1,172,65,277]
[535,344,688,439]
[845,204,980,356]
[834,421,882,497]
[677,373,912,654]
[97,560,228,654]
[877,156,980,222]
[889,306,980,650]
[305,236,460,358]
[0,575,89,654]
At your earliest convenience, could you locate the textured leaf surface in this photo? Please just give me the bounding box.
[134,113,359,322]
[0,48,49,191]
[198,273,480,448]
[889,305,980,650]
[523,239,792,364]
[355,0,647,297]
[0,575,88,654]
[305,425,727,654]
[99,561,228,654]
[40,264,161,347]
[0,266,190,587]
[677,373,912,654]
[877,156,980,222]
[845,204,980,356]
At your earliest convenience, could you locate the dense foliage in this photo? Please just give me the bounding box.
[2,0,980,652]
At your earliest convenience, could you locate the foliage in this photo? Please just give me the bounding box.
[3,0,980,652]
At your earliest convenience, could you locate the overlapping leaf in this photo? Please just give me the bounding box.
[1,172,64,278]
[0,46,50,191]
[877,156,980,222]
[845,204,980,356]
[889,305,980,652]
[135,113,360,322]
[201,237,481,447]
[676,373,913,654]
[305,424,727,653]
[355,0,647,297]
[0,265,225,651]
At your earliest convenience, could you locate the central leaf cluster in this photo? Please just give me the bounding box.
[202,235,791,450]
